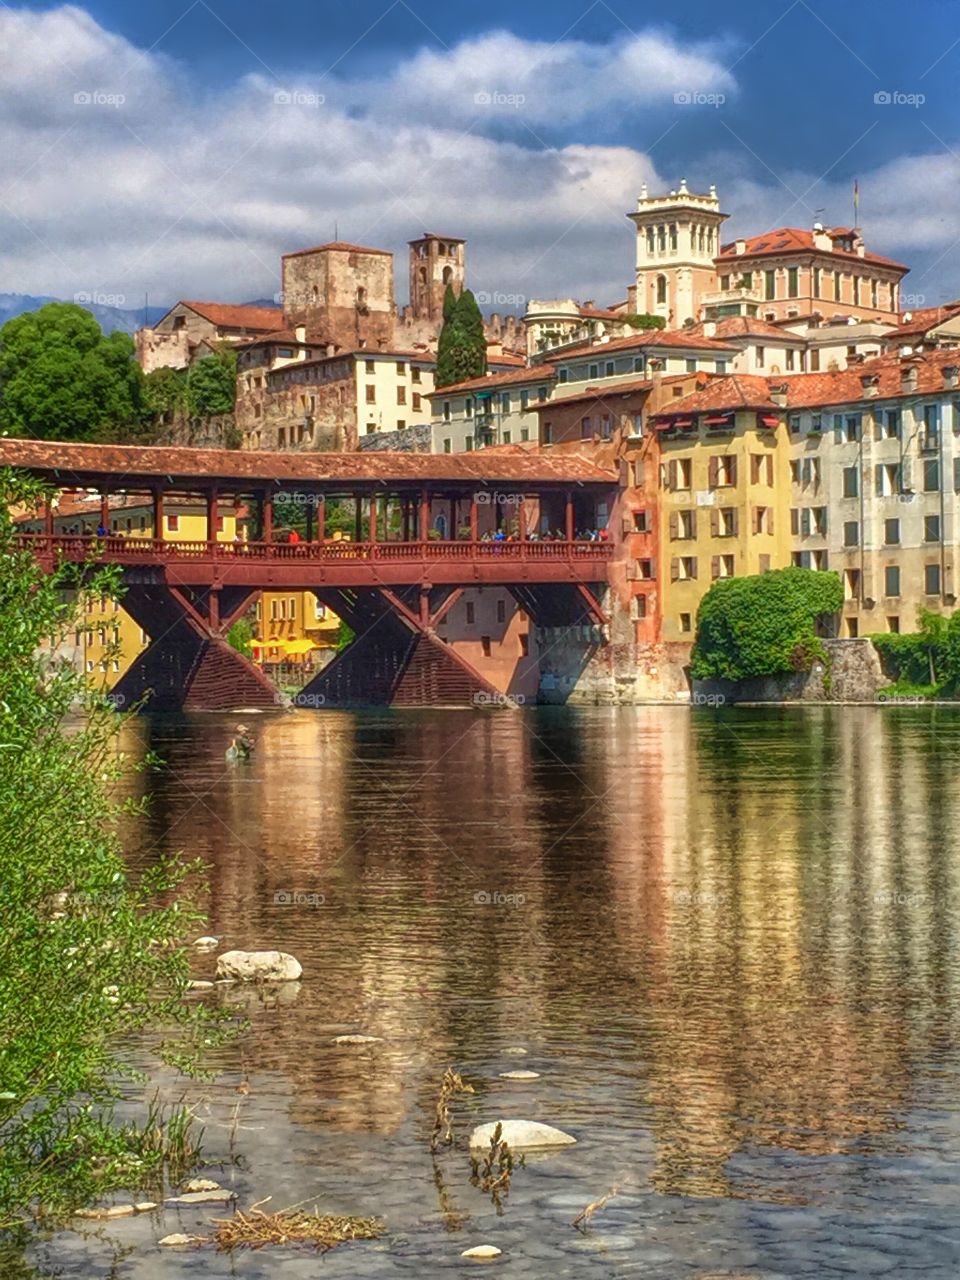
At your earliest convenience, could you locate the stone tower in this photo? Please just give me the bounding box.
[627,180,728,326]
[408,234,466,322]
[281,242,396,350]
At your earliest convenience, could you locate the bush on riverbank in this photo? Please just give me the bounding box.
[872,608,960,699]
[0,470,232,1227]
[690,568,843,683]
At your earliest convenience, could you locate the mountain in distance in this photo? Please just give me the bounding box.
[0,292,169,336]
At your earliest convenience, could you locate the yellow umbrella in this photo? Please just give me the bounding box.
[283,637,320,656]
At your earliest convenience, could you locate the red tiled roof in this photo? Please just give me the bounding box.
[889,303,960,342]
[282,241,392,259]
[268,347,436,377]
[776,349,960,409]
[541,329,737,361]
[578,306,623,321]
[236,328,332,350]
[0,439,615,487]
[652,374,778,417]
[716,227,907,272]
[687,316,805,341]
[535,377,653,411]
[487,352,528,367]
[427,367,557,397]
[176,301,282,330]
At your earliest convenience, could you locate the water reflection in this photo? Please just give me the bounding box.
[74,705,960,1276]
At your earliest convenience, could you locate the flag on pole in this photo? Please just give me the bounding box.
[853,179,860,224]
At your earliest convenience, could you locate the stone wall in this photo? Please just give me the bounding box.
[692,638,886,704]
[538,630,692,703]
[359,424,432,453]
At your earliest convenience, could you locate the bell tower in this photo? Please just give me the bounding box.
[627,180,727,326]
[409,234,466,322]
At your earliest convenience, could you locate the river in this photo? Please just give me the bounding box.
[28,705,960,1277]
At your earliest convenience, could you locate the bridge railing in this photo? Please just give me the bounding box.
[16,534,613,563]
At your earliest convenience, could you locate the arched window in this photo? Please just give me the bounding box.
[646,228,655,254]
[442,265,453,285]
[656,275,668,306]
[356,286,367,309]
[311,285,319,303]
[657,225,666,252]
[669,224,678,251]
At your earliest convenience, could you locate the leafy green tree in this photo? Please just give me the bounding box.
[690,568,843,683]
[0,304,147,442]
[143,365,188,419]
[622,314,667,330]
[226,616,255,658]
[186,346,237,417]
[435,289,487,388]
[442,283,458,323]
[873,607,960,696]
[0,470,232,1225]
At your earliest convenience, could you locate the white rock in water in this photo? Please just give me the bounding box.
[165,1189,235,1205]
[134,1202,158,1212]
[461,1244,502,1259]
[185,980,214,991]
[469,1120,576,1150]
[216,950,302,982]
[333,1034,383,1045]
[182,1178,220,1192]
[102,1204,136,1218]
[194,936,219,948]
[159,1233,194,1246]
[499,1070,540,1080]
[502,1047,528,1056]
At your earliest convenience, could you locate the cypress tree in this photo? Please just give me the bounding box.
[435,289,487,388]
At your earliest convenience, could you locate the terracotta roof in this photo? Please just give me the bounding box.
[652,374,779,417]
[716,227,907,272]
[487,352,528,367]
[175,301,283,330]
[0,439,615,487]
[889,303,960,342]
[540,330,737,361]
[282,241,392,259]
[578,306,622,321]
[268,347,436,377]
[427,367,556,397]
[776,349,960,409]
[236,328,331,350]
[687,316,805,342]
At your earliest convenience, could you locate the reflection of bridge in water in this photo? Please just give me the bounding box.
[6,440,616,710]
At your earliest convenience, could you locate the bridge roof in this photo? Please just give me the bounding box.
[0,439,616,491]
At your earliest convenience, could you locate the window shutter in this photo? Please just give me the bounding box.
[708,456,718,487]
[833,413,843,444]
[711,555,720,579]
[670,557,680,582]
[690,511,698,538]
[790,508,799,536]
[729,456,738,485]
[619,458,630,485]
[690,556,698,579]
[669,460,679,490]
[954,457,960,493]
[710,510,719,537]
[875,463,884,496]
[766,508,774,535]
[669,512,678,539]
[730,509,738,536]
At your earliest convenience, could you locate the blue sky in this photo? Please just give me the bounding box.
[2,1,959,310]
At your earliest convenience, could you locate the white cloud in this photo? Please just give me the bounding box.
[0,5,957,313]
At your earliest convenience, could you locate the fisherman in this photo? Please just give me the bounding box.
[226,723,254,762]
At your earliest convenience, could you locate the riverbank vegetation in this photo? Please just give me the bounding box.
[872,608,960,699]
[0,470,231,1228]
[690,568,843,683]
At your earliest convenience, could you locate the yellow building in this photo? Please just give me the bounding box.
[652,375,793,642]
[252,591,339,666]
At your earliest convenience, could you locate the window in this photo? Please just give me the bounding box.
[844,568,861,600]
[786,349,795,371]
[924,459,941,492]
[166,514,179,532]
[753,506,773,535]
[633,356,645,374]
[879,409,901,440]
[497,599,506,624]
[502,431,511,444]
[885,565,901,597]
[711,455,737,487]
[637,558,655,579]
[465,602,475,624]
[714,554,735,579]
[846,617,859,638]
[558,368,569,383]
[720,274,730,291]
[589,364,599,380]
[925,514,941,542]
[834,413,861,443]
[412,367,421,383]
[520,390,529,411]
[443,401,451,422]
[676,458,692,489]
[519,633,530,657]
[833,272,842,302]
[366,385,376,404]
[679,612,692,633]
[465,399,473,418]
[677,556,697,580]
[656,275,667,305]
[884,518,900,545]
[876,462,901,496]
[718,507,737,537]
[397,387,406,405]
[605,361,615,377]
[925,563,942,595]
[787,267,799,298]
[842,466,859,499]
[888,616,900,633]
[843,521,859,547]
[365,360,376,373]
[756,345,765,368]
[580,417,593,439]
[813,267,821,298]
[599,415,612,440]
[810,349,820,372]
[674,510,696,540]
[465,437,474,452]
[922,403,941,450]
[443,438,452,453]
[481,636,491,657]
[543,422,553,444]
[413,393,421,410]
[633,510,650,533]
[764,270,776,301]
[750,454,773,485]
[686,359,697,373]
[520,428,529,442]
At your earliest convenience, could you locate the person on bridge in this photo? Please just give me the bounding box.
[96,524,108,538]
[288,528,300,545]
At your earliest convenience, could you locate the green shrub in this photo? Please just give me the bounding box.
[690,567,843,683]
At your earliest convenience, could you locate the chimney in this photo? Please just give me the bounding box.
[734,239,746,255]
[901,362,919,392]
[295,323,306,343]
[769,382,788,407]
[861,373,880,397]
[944,365,959,390]
[702,320,717,338]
